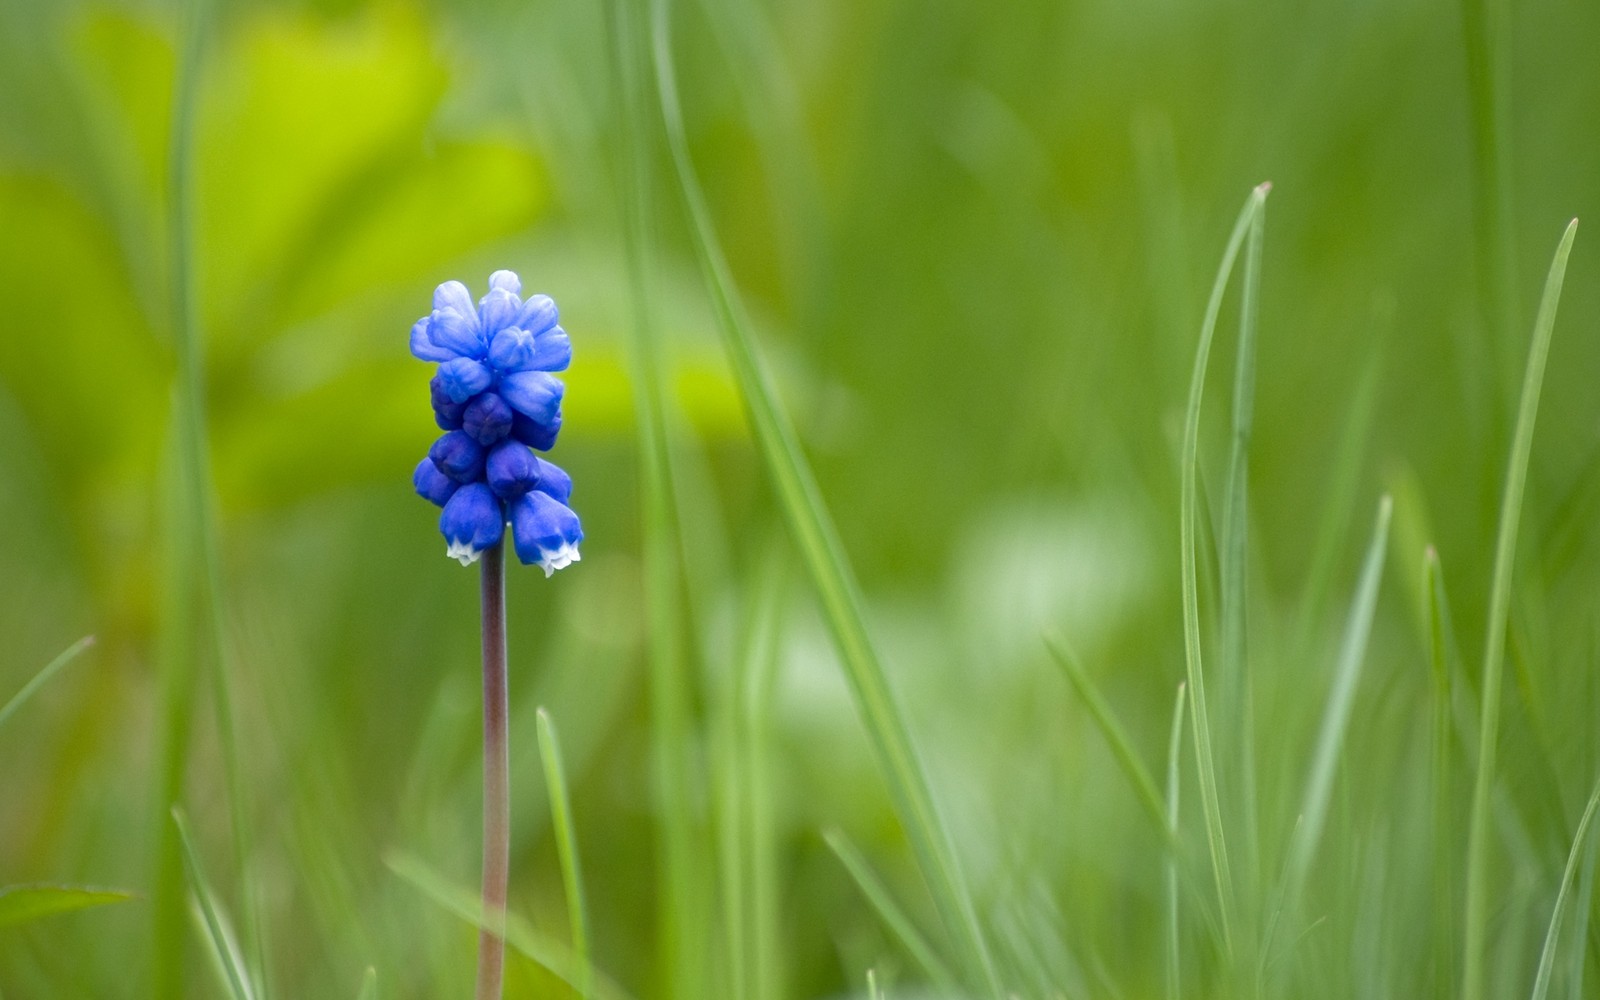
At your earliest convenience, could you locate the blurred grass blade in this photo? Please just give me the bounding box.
[0,635,93,734]
[536,709,593,1000]
[1045,635,1167,837]
[600,0,705,995]
[172,807,257,1000]
[1179,183,1268,951]
[823,829,960,992]
[1282,495,1392,904]
[1165,682,1188,1000]
[1529,777,1600,1000]
[356,968,377,1000]
[0,884,131,929]
[651,0,999,993]
[384,851,636,1000]
[867,968,884,1000]
[1425,546,1457,997]
[1218,185,1265,893]
[1463,218,1579,1000]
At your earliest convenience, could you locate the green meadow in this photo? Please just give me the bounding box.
[3,0,1600,997]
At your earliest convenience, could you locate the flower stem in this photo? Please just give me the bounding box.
[475,544,509,1000]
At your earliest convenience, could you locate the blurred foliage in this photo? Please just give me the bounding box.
[1,0,1599,997]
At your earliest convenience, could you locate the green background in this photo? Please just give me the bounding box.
[2,0,1599,997]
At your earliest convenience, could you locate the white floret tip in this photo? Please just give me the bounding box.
[538,542,581,578]
[446,540,484,566]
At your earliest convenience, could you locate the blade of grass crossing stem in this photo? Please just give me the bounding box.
[650,1,999,993]
[1463,219,1579,1000]
[1180,183,1269,953]
[1425,547,1457,998]
[1045,635,1168,837]
[823,829,960,992]
[537,710,593,1000]
[601,0,705,996]
[0,636,94,734]
[1529,777,1600,1000]
[1166,682,1188,1000]
[356,968,377,1000]
[385,852,636,1000]
[173,808,257,1000]
[1282,496,1392,906]
[1219,188,1265,897]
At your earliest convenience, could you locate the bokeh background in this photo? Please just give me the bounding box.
[3,0,1600,997]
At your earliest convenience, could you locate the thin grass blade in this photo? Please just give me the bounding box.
[1529,777,1600,1000]
[1463,218,1580,1000]
[650,0,999,992]
[1045,635,1168,837]
[537,709,593,1000]
[385,851,636,1000]
[1282,495,1392,905]
[1166,681,1188,1000]
[599,0,706,995]
[1179,183,1269,952]
[356,968,377,1000]
[172,807,257,1000]
[1425,546,1458,998]
[823,829,960,992]
[0,636,94,734]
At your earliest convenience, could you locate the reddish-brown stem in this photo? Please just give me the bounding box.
[475,544,509,1000]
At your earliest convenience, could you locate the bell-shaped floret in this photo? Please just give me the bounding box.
[479,288,521,337]
[440,483,505,566]
[413,457,460,507]
[488,270,522,296]
[462,392,513,446]
[410,316,456,362]
[511,409,561,451]
[516,294,558,335]
[431,373,465,430]
[531,457,572,504]
[428,430,486,484]
[485,441,542,498]
[510,490,583,577]
[437,358,493,404]
[499,371,563,424]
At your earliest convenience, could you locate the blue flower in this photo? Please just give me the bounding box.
[440,483,505,566]
[510,490,583,577]
[411,270,582,572]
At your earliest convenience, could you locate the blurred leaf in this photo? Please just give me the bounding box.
[0,884,132,929]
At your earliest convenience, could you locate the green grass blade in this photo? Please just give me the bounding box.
[1165,682,1188,1000]
[1179,183,1269,953]
[355,967,376,1000]
[867,968,884,1000]
[1219,187,1265,897]
[600,0,706,995]
[1463,218,1579,1000]
[650,1,999,993]
[536,709,593,1000]
[823,829,960,993]
[1045,635,1168,837]
[384,851,636,1000]
[0,635,93,735]
[0,884,132,929]
[1529,777,1600,1000]
[1425,546,1458,998]
[1282,495,1392,905]
[172,807,257,1000]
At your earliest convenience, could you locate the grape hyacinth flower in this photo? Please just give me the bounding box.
[408,271,582,1000]
[411,270,583,575]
